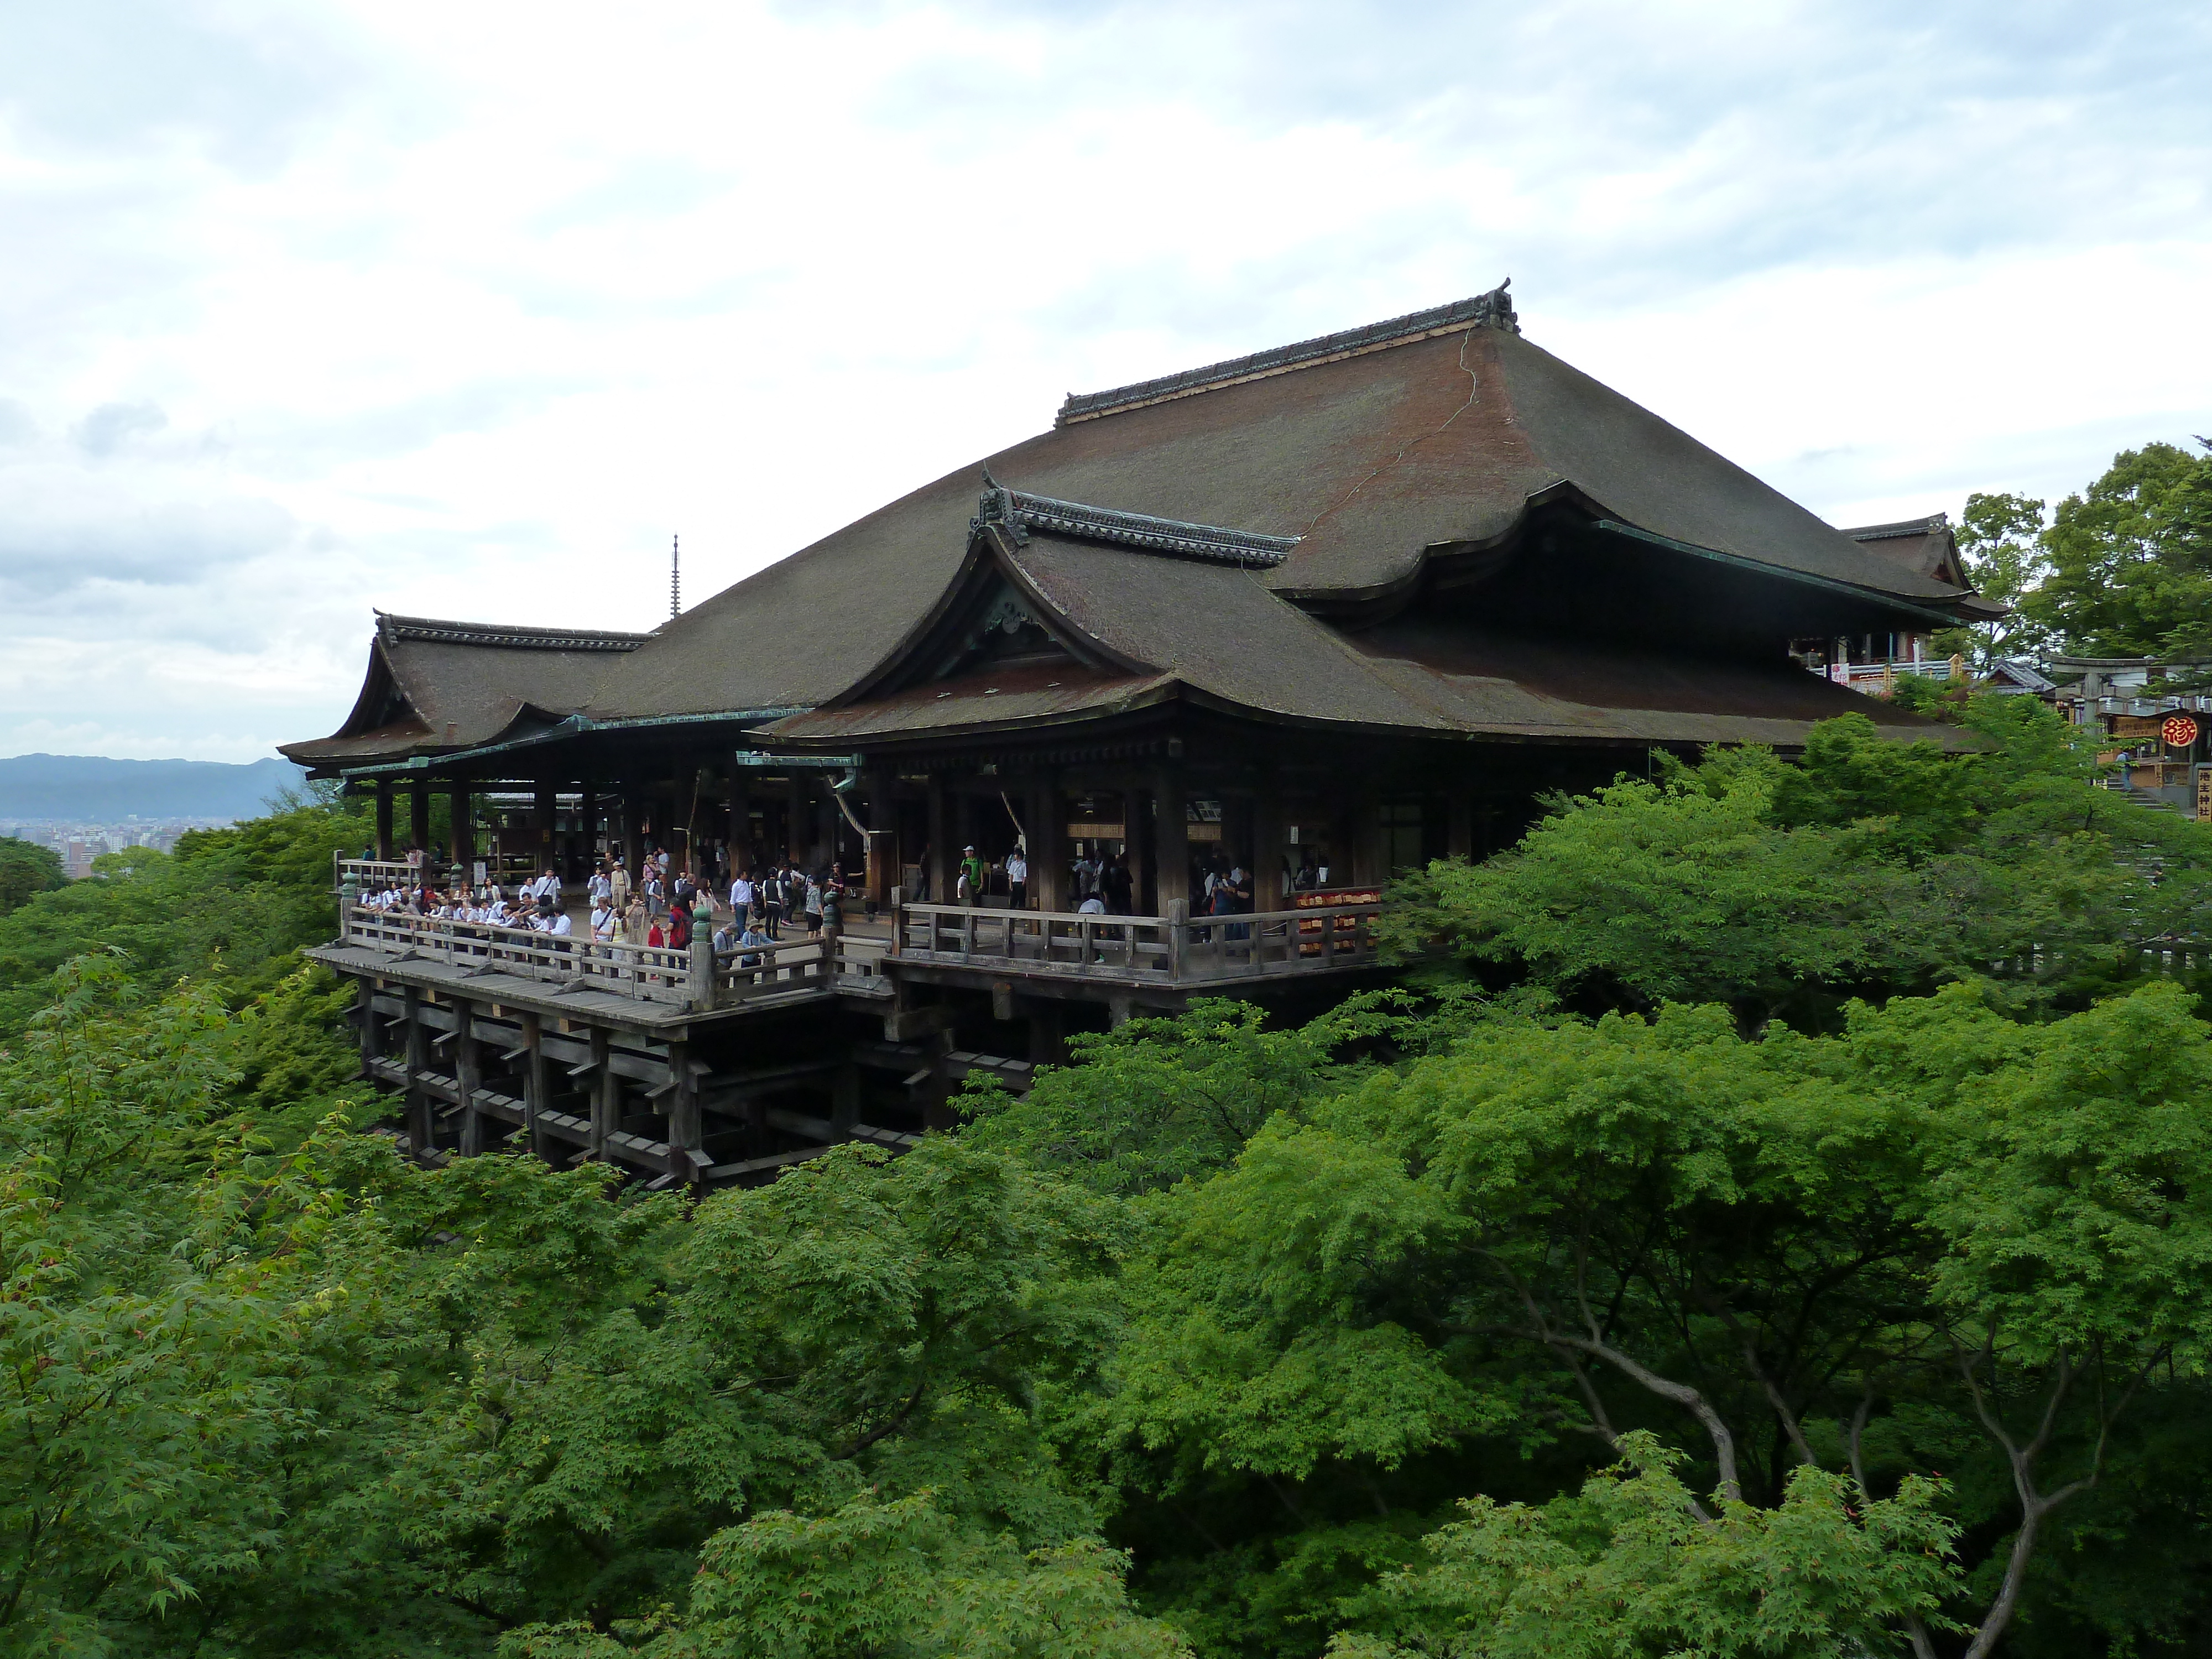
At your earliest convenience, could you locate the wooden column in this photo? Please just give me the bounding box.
[926,775,949,904]
[455,999,485,1157]
[830,1065,860,1138]
[1447,791,1474,861]
[1027,1001,1066,1066]
[403,987,432,1157]
[521,1011,549,1163]
[864,766,895,906]
[375,780,394,860]
[1353,790,1384,886]
[357,980,382,1070]
[786,773,807,865]
[728,766,752,873]
[667,1039,702,1176]
[1131,784,1156,915]
[1030,779,1065,912]
[409,783,432,863]
[533,779,557,875]
[449,782,474,875]
[579,776,599,874]
[618,780,643,879]
[589,1027,615,1160]
[1153,754,1190,914]
[1251,780,1286,906]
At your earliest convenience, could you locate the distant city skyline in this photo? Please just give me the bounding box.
[1,1,2208,764]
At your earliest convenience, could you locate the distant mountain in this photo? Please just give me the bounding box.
[0,754,309,822]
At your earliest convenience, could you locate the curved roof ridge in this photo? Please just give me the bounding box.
[1055,281,1518,426]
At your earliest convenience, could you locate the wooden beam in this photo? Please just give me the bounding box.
[589,1026,616,1160]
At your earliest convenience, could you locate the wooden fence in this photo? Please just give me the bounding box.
[339,905,880,1010]
[891,897,1384,984]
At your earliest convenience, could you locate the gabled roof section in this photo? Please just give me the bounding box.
[280,612,654,772]
[565,289,1994,726]
[1840,513,1962,585]
[1057,282,1519,426]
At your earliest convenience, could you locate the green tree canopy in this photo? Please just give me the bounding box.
[1952,489,2050,665]
[2022,440,2212,658]
[0,836,66,918]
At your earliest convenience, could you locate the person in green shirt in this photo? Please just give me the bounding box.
[959,844,987,905]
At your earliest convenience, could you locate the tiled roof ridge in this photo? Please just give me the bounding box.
[1055,281,1519,427]
[375,612,652,652]
[1841,512,1950,541]
[972,475,1298,568]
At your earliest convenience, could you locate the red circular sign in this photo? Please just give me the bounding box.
[2162,713,2199,749]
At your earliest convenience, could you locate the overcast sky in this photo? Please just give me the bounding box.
[2,1,2208,763]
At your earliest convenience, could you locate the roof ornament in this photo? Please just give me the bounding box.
[671,534,681,618]
[973,467,1030,545]
[1470,276,1516,334]
[971,481,1298,568]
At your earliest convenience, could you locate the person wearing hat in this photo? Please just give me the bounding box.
[958,845,985,906]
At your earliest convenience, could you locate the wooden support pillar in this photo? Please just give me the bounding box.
[409,783,432,863]
[589,1027,615,1160]
[449,781,474,875]
[618,780,643,879]
[403,987,432,1156]
[357,979,382,1070]
[1153,753,1190,914]
[830,1065,860,1138]
[864,766,895,907]
[785,773,806,864]
[1252,779,1286,906]
[926,775,949,904]
[1031,779,1065,913]
[521,1011,549,1163]
[455,999,485,1157]
[667,1039,702,1174]
[1027,1001,1066,1066]
[533,779,557,874]
[1447,791,1474,862]
[1352,789,1383,887]
[579,776,599,874]
[375,780,394,860]
[728,767,751,872]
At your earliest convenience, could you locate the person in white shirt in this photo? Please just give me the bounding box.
[1005,848,1029,911]
[590,900,616,941]
[588,865,612,906]
[730,872,754,917]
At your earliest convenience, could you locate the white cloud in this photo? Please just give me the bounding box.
[0,0,2207,760]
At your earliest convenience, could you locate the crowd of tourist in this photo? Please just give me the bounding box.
[352,843,853,960]
[355,836,1344,947]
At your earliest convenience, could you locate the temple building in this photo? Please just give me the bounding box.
[285,284,1996,1186]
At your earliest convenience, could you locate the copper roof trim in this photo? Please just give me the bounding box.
[1841,513,1950,542]
[375,612,653,652]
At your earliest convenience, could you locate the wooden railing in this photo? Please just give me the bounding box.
[339,904,881,1010]
[891,898,1384,983]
